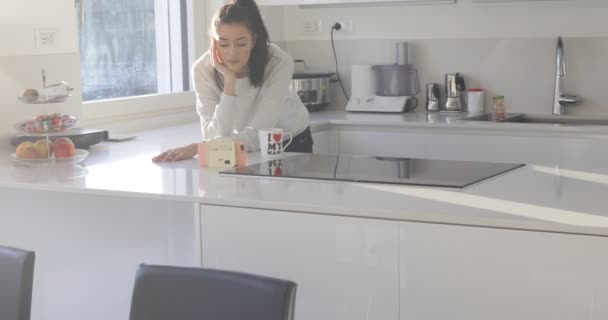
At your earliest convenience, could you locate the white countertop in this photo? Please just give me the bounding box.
[3,118,608,237]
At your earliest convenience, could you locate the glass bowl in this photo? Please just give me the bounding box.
[14,114,79,134]
[17,94,71,104]
[11,149,89,168]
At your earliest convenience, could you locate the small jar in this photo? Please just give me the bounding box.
[467,88,485,114]
[492,96,506,120]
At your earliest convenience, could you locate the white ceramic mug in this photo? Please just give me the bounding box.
[258,128,292,159]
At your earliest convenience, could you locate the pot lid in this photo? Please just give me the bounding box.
[292,72,335,79]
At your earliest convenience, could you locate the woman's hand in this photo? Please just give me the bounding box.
[152,143,198,163]
[210,40,235,80]
[210,40,237,96]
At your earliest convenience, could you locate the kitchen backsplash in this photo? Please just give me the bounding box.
[282,37,608,115]
[0,54,82,152]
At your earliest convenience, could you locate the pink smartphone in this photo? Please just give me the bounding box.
[198,141,248,167]
[213,40,224,65]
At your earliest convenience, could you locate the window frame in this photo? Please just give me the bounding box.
[80,0,209,128]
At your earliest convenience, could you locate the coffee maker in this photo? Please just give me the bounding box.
[425,83,441,112]
[443,73,466,112]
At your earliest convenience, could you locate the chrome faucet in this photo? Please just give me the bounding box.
[553,36,579,115]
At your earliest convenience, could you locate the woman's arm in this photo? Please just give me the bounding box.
[152,50,240,162]
[193,53,238,140]
[210,40,237,97]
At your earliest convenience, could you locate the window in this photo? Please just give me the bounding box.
[78,0,192,102]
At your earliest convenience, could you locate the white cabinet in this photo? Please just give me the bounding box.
[398,221,608,320]
[200,203,608,320]
[336,126,608,167]
[338,128,420,157]
[1,0,78,56]
[312,130,329,154]
[257,0,454,6]
[201,205,399,320]
[338,128,437,157]
[0,188,201,320]
[312,130,339,154]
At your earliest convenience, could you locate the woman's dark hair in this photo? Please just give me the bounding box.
[212,0,270,88]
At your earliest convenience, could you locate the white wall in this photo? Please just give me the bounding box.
[0,0,78,56]
[261,6,287,41]
[280,0,608,40]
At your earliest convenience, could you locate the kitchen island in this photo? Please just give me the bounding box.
[2,113,608,320]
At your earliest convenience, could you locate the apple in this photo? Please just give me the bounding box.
[53,137,76,158]
[34,138,53,158]
[15,141,41,159]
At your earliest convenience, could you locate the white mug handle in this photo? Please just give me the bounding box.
[281,132,293,152]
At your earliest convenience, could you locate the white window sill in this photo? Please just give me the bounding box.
[80,91,198,133]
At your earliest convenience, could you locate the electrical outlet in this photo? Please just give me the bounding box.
[303,19,322,33]
[36,29,57,48]
[335,19,353,33]
[303,20,316,33]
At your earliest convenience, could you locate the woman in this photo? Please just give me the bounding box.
[153,0,312,163]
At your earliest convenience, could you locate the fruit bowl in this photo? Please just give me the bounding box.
[11,149,89,168]
[14,114,79,133]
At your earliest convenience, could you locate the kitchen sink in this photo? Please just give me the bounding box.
[460,113,608,126]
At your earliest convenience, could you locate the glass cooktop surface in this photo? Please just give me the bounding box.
[220,154,524,188]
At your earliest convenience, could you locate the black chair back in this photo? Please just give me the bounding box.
[129,264,297,320]
[0,246,35,320]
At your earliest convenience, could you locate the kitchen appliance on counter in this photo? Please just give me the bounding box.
[291,60,335,112]
[292,71,335,112]
[221,154,524,189]
[443,73,466,113]
[346,42,420,113]
[425,83,441,112]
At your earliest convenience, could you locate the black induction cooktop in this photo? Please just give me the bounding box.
[220,154,524,189]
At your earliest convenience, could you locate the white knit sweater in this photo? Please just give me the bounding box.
[191,43,310,151]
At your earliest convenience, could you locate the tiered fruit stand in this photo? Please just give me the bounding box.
[11,69,89,167]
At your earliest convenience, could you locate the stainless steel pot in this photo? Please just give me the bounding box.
[292,72,334,112]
